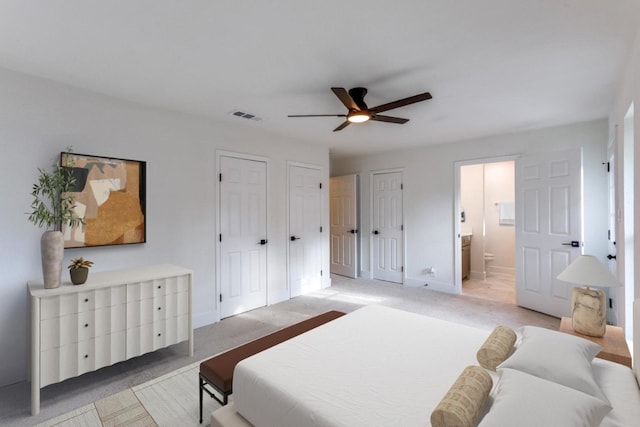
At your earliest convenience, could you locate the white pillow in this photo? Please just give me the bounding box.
[478,368,612,427]
[497,325,608,403]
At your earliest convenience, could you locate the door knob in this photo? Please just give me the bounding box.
[350,229,358,234]
[561,241,579,247]
[372,230,379,235]
[290,236,300,241]
[607,254,616,260]
[259,239,268,245]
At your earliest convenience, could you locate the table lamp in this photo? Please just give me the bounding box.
[556,255,621,337]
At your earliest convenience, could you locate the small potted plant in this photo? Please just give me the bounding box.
[68,257,94,285]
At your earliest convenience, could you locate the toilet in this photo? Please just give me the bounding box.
[484,253,495,272]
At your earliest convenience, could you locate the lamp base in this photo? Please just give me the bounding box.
[571,287,606,337]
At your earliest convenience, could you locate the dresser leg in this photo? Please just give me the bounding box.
[31,382,40,415]
[31,295,40,415]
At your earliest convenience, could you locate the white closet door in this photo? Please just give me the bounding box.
[371,171,403,283]
[330,174,358,278]
[289,165,323,298]
[219,156,267,318]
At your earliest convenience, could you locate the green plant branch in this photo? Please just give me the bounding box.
[28,151,85,231]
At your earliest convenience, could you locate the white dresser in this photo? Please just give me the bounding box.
[28,264,194,415]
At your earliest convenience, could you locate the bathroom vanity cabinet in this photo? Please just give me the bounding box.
[461,235,471,279]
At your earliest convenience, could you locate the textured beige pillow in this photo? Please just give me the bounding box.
[431,366,493,427]
[476,326,517,371]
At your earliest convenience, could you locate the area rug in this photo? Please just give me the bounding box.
[95,389,157,427]
[38,360,220,427]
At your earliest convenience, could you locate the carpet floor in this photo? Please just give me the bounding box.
[0,274,557,426]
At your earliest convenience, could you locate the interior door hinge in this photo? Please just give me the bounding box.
[219,234,222,242]
[219,173,222,182]
[219,294,222,302]
[320,270,323,276]
[401,224,404,231]
[602,162,610,173]
[401,183,404,190]
[319,182,322,189]
[401,266,404,272]
[608,229,611,241]
[320,226,323,232]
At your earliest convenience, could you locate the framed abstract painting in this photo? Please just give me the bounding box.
[61,152,146,248]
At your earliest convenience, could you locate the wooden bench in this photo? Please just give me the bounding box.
[199,310,346,423]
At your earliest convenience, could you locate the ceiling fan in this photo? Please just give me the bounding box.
[288,87,432,132]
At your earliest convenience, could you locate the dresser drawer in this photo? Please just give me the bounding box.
[40,286,126,319]
[154,289,189,320]
[126,275,190,303]
[40,330,126,387]
[127,297,160,328]
[164,275,190,294]
[125,314,189,359]
[41,294,91,319]
[40,302,126,351]
[79,331,126,375]
[127,280,154,302]
[126,285,189,328]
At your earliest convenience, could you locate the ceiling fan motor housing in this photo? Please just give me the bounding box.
[348,87,369,110]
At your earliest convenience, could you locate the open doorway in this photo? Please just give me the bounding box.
[621,103,635,340]
[459,160,516,304]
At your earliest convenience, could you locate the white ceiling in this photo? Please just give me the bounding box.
[0,1,638,158]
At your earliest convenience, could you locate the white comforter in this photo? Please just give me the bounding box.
[233,305,492,427]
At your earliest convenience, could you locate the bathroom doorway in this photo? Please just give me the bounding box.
[458,159,516,304]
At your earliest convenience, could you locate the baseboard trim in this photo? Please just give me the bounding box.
[193,310,217,329]
[405,277,456,294]
[487,265,515,276]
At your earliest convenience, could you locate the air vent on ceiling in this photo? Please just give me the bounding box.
[229,110,262,121]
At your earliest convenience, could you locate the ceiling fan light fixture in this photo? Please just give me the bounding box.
[347,112,370,123]
[288,87,431,131]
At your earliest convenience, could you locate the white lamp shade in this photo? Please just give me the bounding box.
[556,255,621,288]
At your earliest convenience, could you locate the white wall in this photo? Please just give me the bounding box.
[332,120,609,294]
[609,27,640,338]
[0,67,330,387]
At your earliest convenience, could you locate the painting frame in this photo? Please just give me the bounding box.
[61,152,146,248]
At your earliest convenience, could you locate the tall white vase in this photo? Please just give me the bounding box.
[41,230,64,289]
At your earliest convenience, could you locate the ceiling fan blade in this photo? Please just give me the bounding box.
[370,115,409,124]
[333,121,351,132]
[369,92,432,114]
[288,114,347,117]
[331,87,359,111]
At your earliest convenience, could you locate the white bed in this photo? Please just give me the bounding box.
[234,305,491,427]
[212,303,640,427]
